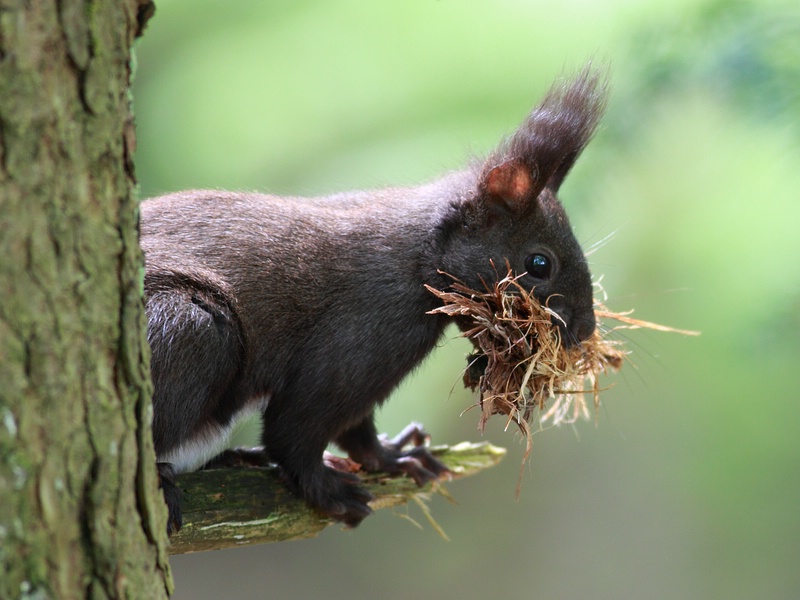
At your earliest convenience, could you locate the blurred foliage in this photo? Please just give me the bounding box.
[627,0,800,128]
[133,1,800,599]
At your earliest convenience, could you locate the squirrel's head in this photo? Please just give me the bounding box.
[440,66,608,347]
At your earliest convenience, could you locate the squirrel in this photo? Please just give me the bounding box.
[140,65,607,533]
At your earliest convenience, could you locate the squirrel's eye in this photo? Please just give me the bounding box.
[525,253,553,280]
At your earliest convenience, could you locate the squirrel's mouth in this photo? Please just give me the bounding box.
[543,299,596,349]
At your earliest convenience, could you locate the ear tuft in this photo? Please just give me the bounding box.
[483,160,535,212]
[480,64,609,211]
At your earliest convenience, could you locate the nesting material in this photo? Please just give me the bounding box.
[425,267,698,468]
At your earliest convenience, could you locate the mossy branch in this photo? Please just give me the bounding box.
[167,442,506,554]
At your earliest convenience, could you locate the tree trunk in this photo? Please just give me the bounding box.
[0,2,171,598]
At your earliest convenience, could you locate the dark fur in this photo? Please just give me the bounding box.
[142,66,608,529]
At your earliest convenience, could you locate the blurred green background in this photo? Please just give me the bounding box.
[133,1,800,598]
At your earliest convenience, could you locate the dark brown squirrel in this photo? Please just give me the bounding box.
[140,66,607,533]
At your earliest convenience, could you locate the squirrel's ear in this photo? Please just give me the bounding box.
[480,159,544,213]
[483,65,608,204]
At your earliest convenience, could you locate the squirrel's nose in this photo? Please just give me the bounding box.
[571,311,596,344]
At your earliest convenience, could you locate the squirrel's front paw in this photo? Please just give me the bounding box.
[378,422,450,485]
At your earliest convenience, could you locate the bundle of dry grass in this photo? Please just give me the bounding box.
[425,266,698,468]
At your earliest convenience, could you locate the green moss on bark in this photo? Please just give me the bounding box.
[0,2,169,598]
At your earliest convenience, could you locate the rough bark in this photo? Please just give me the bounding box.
[0,1,170,598]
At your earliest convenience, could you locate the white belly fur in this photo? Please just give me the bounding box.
[158,394,270,473]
